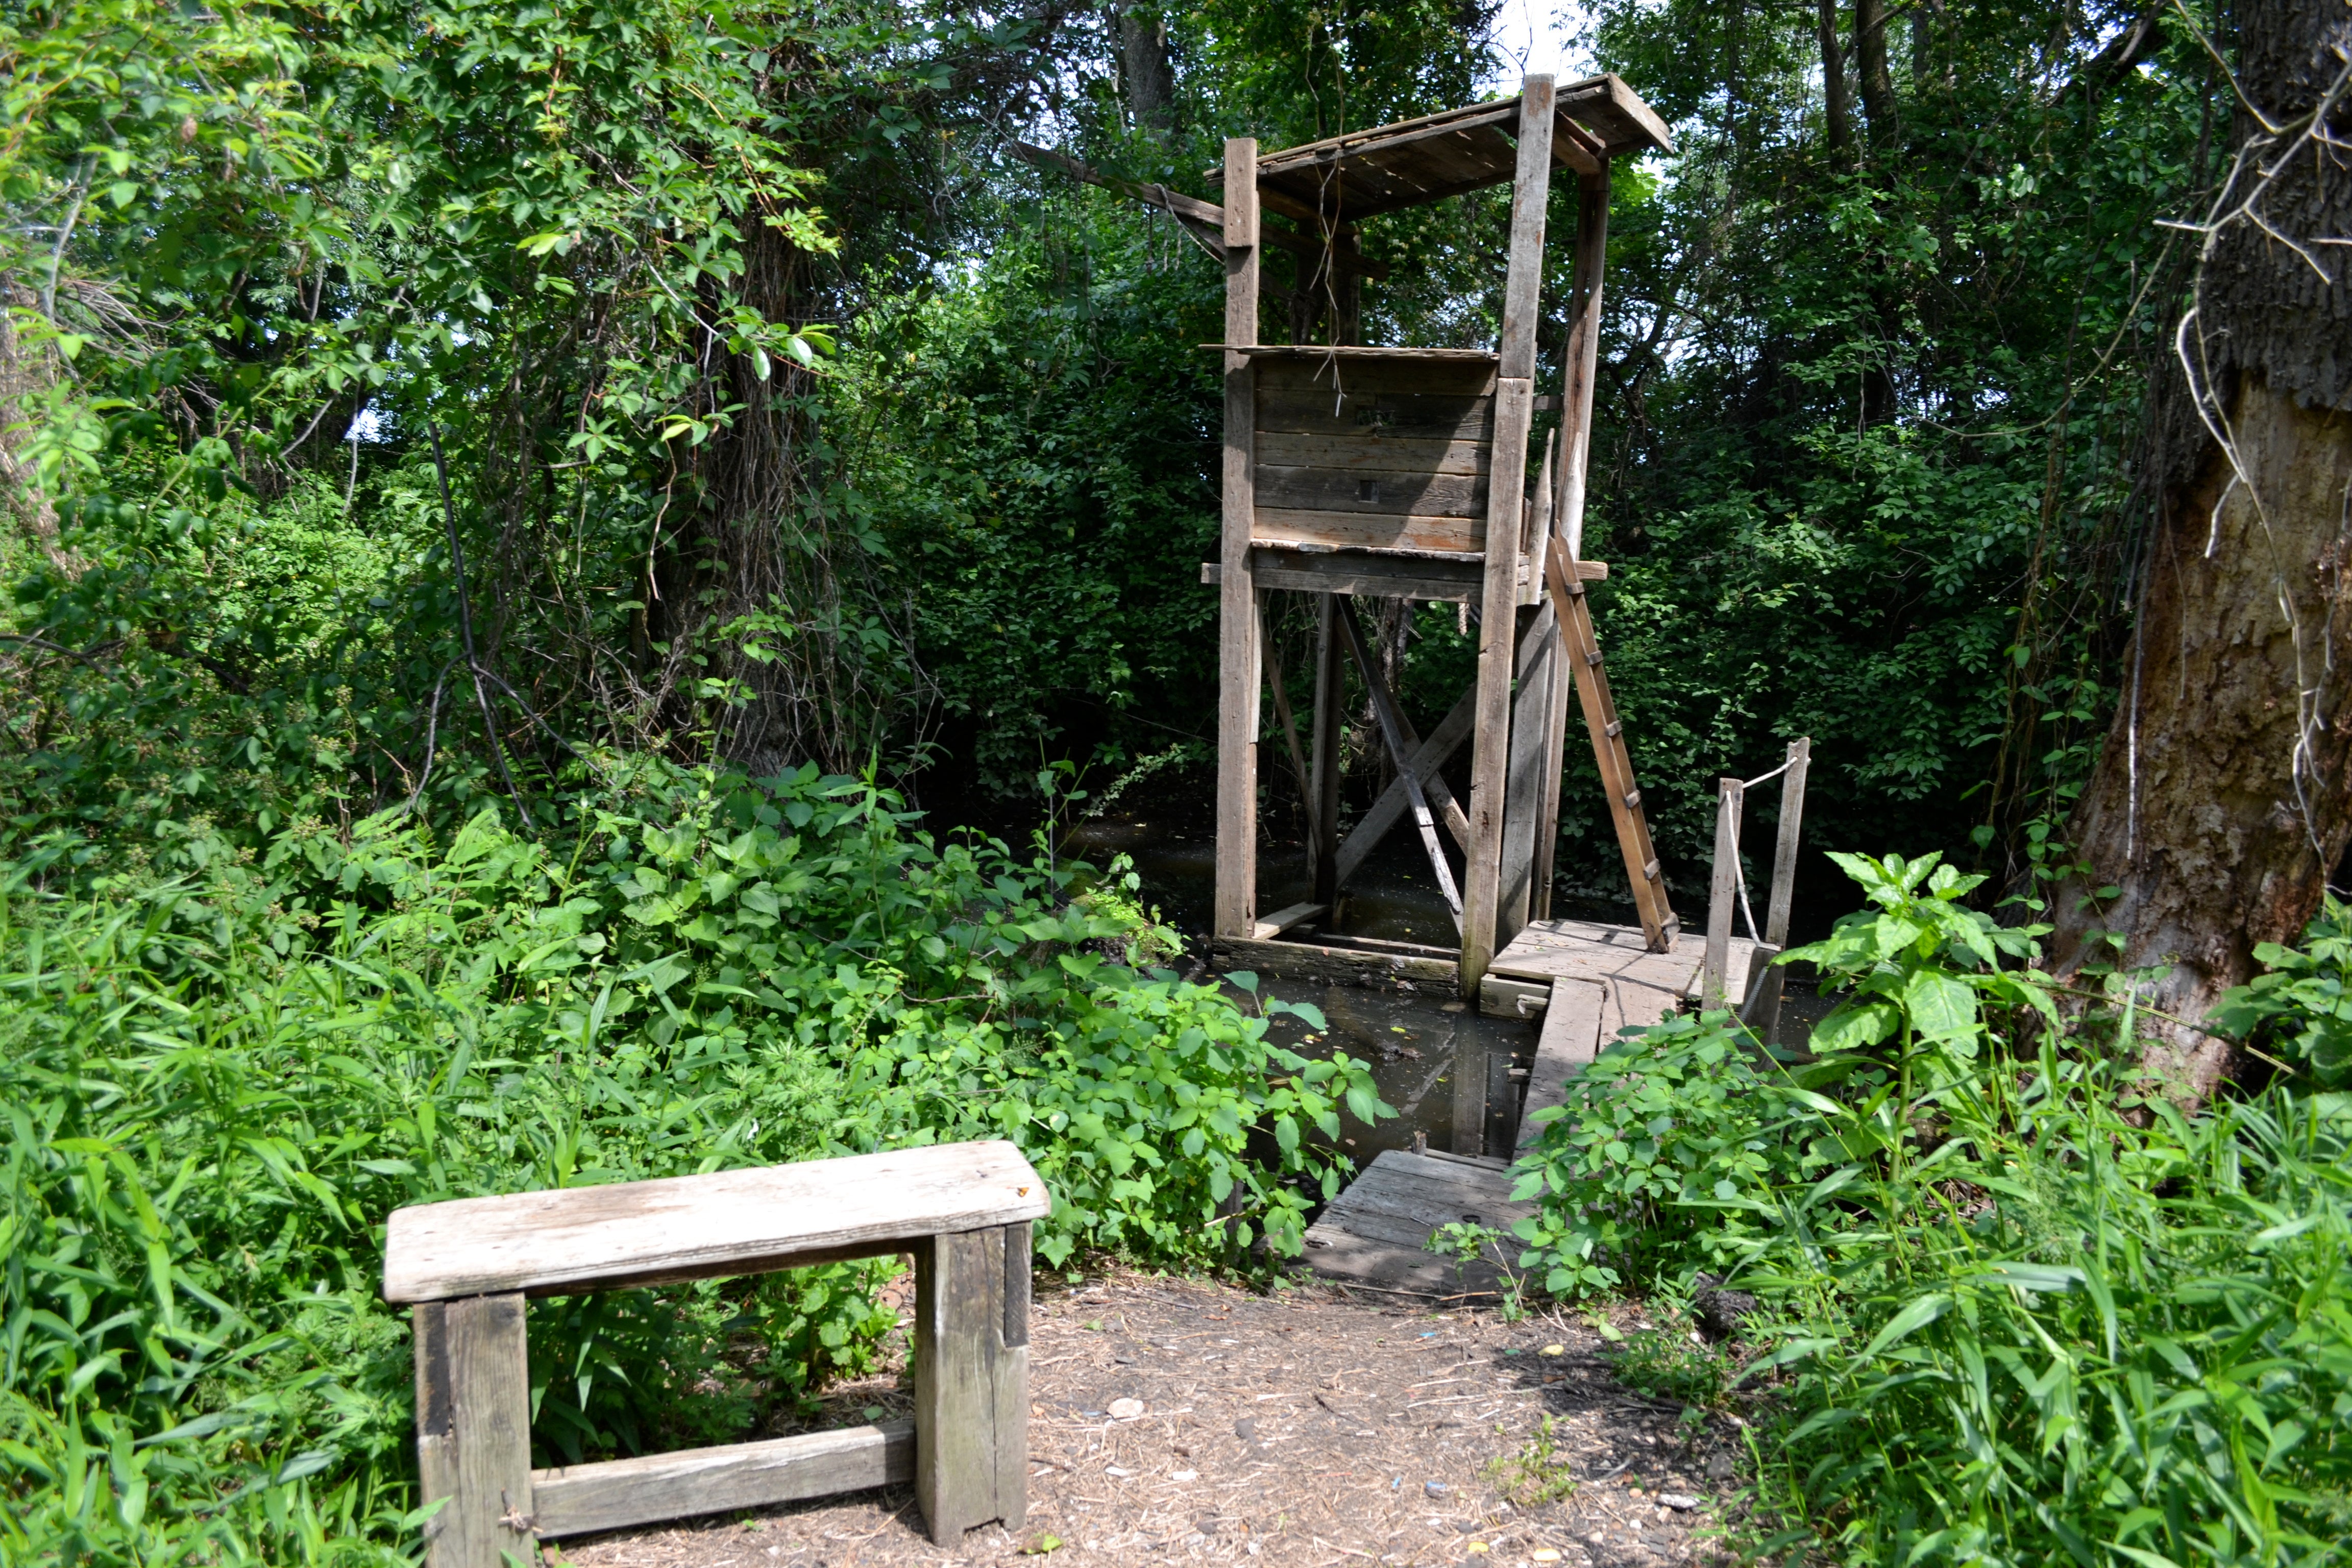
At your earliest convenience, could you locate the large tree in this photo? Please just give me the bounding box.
[2051,0,2352,1095]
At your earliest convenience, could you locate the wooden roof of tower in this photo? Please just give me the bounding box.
[1207,74,1671,223]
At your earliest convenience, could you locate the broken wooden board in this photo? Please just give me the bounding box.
[1514,979,1606,1158]
[1300,1148,1535,1297]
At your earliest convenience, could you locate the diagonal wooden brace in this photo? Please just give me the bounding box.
[1331,683,1476,890]
[1336,601,1464,930]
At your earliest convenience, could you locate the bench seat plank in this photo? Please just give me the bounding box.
[384,1142,1051,1303]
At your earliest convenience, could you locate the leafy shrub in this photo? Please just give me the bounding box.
[0,758,1386,1563]
[1510,851,2352,1566]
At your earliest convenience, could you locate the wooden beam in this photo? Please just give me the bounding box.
[1747,738,1810,1042]
[1542,538,1679,949]
[1515,979,1608,1157]
[413,1294,534,1568]
[1332,682,1477,890]
[915,1224,1029,1545]
[1702,778,1743,1009]
[533,1424,915,1538]
[1309,596,1343,905]
[1211,934,1458,987]
[1496,599,1560,945]
[1461,76,1556,1000]
[1554,166,1610,560]
[1259,598,1315,840]
[1337,599,1464,932]
[1534,167,1612,916]
[1202,552,1605,604]
[1252,900,1330,940]
[1214,138,1261,942]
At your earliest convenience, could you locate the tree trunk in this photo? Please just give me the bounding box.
[2051,0,2352,1097]
[1815,0,1850,158]
[1853,0,1896,147]
[1114,3,1175,141]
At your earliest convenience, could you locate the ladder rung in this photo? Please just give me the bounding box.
[1623,790,1641,810]
[1604,720,1622,738]
[1566,581,1586,598]
[1585,650,1604,668]
[1643,859,1660,880]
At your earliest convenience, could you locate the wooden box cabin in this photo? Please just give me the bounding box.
[1204,76,1683,996]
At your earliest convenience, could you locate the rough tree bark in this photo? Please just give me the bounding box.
[2051,0,2352,1097]
[1114,3,1175,141]
[1853,0,1896,147]
[1817,0,1852,158]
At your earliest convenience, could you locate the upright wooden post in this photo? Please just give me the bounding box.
[1213,138,1261,941]
[1309,595,1344,906]
[1702,778,1743,1008]
[413,1294,536,1568]
[1460,76,1555,998]
[1532,164,1612,919]
[915,1223,1031,1545]
[1749,738,1811,1042]
[1496,600,1559,943]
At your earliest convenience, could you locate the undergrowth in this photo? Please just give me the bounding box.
[0,760,1390,1564]
[1512,851,2352,1567]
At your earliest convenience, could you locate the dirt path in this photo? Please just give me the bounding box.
[553,1270,1742,1568]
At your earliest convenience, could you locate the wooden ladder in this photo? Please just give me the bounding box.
[1541,535,1679,950]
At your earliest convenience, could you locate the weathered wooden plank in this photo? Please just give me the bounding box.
[1211,935,1458,988]
[1749,738,1810,1043]
[1460,79,1556,1002]
[1256,391,1494,443]
[1254,463,1488,519]
[414,1294,534,1568]
[1309,596,1343,904]
[1301,1150,1535,1295]
[1557,74,1676,154]
[1333,683,1476,890]
[1452,1023,1487,1157]
[1215,137,1262,943]
[532,1423,915,1538]
[1478,974,1551,1019]
[384,1144,1050,1303]
[1543,539,1678,949]
[1199,553,1604,606]
[1252,901,1329,941]
[1497,600,1560,946]
[1515,979,1606,1156]
[1460,380,1536,993]
[1253,506,1486,559]
[1338,600,1463,932]
[1255,353,1499,397]
[1218,344,1502,366]
[1256,432,1490,476]
[1703,777,1743,1009]
[916,1224,1028,1545]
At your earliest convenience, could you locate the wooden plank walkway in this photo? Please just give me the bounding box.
[1300,1148,1534,1296]
[1297,918,1758,1295]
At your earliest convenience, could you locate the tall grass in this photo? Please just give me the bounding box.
[1513,853,2352,1566]
[0,760,1388,1564]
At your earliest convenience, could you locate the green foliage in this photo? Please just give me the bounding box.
[1511,854,2352,1566]
[0,758,1385,1562]
[2211,899,2352,1088]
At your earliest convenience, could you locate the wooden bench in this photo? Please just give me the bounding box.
[382,1141,1051,1563]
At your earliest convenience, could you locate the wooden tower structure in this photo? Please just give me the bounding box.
[1205,75,1678,996]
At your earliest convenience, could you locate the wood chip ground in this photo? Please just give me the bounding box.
[552,1269,1743,1568]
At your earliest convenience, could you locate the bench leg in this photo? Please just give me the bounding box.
[414,1294,537,1568]
[914,1222,1030,1545]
